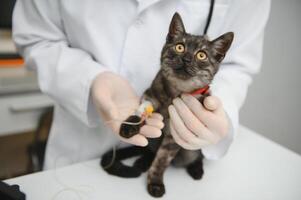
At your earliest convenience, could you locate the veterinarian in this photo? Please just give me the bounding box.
[13,0,270,169]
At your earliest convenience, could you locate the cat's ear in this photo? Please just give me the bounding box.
[210,32,234,62]
[167,12,186,41]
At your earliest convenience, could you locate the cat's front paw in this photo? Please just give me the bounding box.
[186,161,204,180]
[147,182,165,198]
[119,115,143,138]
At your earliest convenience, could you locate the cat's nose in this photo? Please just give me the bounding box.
[183,54,192,63]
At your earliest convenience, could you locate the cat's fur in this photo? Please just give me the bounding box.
[101,13,234,197]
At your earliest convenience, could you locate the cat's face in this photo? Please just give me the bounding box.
[161,13,234,87]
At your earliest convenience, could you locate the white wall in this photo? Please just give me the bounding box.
[240,0,301,154]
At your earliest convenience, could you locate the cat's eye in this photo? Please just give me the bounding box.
[175,43,185,53]
[196,51,207,60]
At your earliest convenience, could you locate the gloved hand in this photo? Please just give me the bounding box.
[168,94,229,150]
[92,72,164,146]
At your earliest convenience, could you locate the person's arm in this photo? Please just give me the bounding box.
[169,0,271,159]
[13,0,105,126]
[13,0,164,146]
[203,0,271,159]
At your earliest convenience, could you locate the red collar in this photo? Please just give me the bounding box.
[189,85,210,96]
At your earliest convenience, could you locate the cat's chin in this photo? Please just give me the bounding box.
[167,76,208,93]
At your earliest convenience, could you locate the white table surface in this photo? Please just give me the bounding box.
[5,126,301,200]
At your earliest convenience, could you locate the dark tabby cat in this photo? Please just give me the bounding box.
[101,13,234,197]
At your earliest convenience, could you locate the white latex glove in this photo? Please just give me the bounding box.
[92,72,164,146]
[168,94,229,150]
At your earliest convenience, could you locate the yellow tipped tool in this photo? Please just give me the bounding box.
[135,101,154,118]
[145,105,154,117]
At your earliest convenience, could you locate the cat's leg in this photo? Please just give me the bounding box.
[120,94,161,139]
[147,133,180,197]
[186,151,204,180]
[119,115,145,138]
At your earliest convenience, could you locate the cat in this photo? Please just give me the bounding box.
[101,12,234,197]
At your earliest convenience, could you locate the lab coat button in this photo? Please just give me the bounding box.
[134,18,143,27]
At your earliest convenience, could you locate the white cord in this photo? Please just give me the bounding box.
[105,118,145,126]
[51,156,94,200]
[102,145,117,170]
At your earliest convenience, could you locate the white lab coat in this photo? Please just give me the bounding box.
[13,0,270,169]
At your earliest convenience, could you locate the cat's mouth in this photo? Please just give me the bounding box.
[173,66,196,78]
[172,67,213,85]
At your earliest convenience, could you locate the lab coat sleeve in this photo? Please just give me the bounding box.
[13,0,106,127]
[201,0,271,159]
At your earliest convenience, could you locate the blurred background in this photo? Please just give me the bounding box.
[0,0,300,180]
[240,0,301,156]
[0,0,54,180]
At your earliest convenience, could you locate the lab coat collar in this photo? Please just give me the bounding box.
[136,0,163,13]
